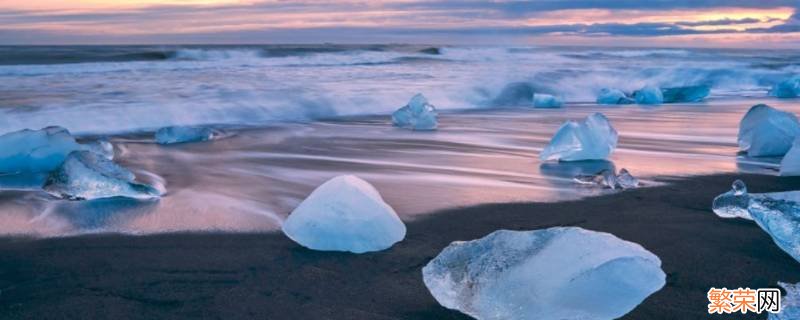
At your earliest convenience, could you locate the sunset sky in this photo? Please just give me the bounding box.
[1,0,799,47]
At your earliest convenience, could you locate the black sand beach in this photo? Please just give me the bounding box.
[1,173,799,320]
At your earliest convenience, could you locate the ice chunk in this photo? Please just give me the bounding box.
[738,104,800,157]
[43,151,162,201]
[422,227,666,320]
[540,113,618,162]
[0,126,82,174]
[155,126,216,145]
[596,88,634,105]
[770,77,800,98]
[616,168,640,189]
[711,180,752,220]
[713,180,800,262]
[281,175,406,253]
[574,168,639,189]
[391,93,438,131]
[661,85,710,103]
[491,82,535,106]
[82,139,114,160]
[770,282,800,320]
[633,85,663,105]
[533,94,563,108]
[781,138,800,176]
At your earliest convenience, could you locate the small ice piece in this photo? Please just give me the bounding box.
[391,93,439,131]
[616,168,639,189]
[770,282,800,320]
[661,85,710,103]
[596,88,634,105]
[738,104,800,157]
[82,139,114,160]
[540,113,618,162]
[781,138,800,176]
[422,227,666,320]
[533,93,563,108]
[281,175,406,253]
[633,85,664,105]
[711,180,752,220]
[0,126,82,174]
[43,151,162,201]
[155,126,216,145]
[770,77,800,98]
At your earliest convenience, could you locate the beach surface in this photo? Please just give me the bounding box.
[1,173,798,320]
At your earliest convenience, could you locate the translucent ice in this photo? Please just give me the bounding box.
[596,88,634,105]
[712,180,800,262]
[540,113,618,162]
[155,126,216,145]
[770,282,800,320]
[82,139,114,160]
[533,93,563,108]
[616,168,640,189]
[633,85,663,105]
[574,168,639,189]
[770,77,800,99]
[281,175,406,253]
[422,227,666,320]
[392,93,438,131]
[43,151,162,201]
[661,85,710,103]
[0,126,82,174]
[738,104,800,157]
[781,138,800,176]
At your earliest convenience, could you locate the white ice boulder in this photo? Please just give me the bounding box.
[633,86,663,105]
[540,113,618,162]
[712,180,800,263]
[422,227,666,320]
[781,138,800,176]
[392,93,438,131]
[0,126,83,174]
[533,93,563,108]
[770,77,800,99]
[596,88,633,105]
[770,282,800,320]
[155,126,217,145]
[43,151,162,201]
[281,175,406,253]
[738,104,800,157]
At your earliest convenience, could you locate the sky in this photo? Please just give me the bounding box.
[0,0,799,47]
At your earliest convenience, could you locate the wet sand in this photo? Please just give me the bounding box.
[1,173,799,319]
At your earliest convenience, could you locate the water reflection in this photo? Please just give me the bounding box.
[540,160,616,180]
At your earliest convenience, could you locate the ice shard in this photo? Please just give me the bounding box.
[540,113,618,162]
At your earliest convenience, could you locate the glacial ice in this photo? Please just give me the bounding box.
[422,227,666,320]
[738,104,800,157]
[633,86,663,105]
[617,169,639,189]
[392,93,438,131]
[770,282,800,320]
[43,151,162,201]
[781,138,800,176]
[281,175,406,253]
[82,139,114,160]
[770,77,800,99]
[574,168,639,189]
[155,126,216,145]
[712,180,800,262]
[533,94,563,108]
[0,126,83,174]
[661,85,710,103]
[596,88,634,105]
[540,113,618,162]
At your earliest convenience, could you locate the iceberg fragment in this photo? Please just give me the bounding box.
[540,113,618,162]
[391,93,438,131]
[712,180,800,262]
[155,126,216,145]
[661,85,710,103]
[281,175,406,253]
[596,88,634,105]
[43,151,162,201]
[738,104,800,157]
[0,126,82,174]
[770,282,800,320]
[422,227,666,320]
[491,82,535,107]
[533,93,563,108]
[574,168,639,189]
[781,138,800,176]
[633,85,663,105]
[616,168,640,189]
[82,139,114,160]
[770,77,800,99]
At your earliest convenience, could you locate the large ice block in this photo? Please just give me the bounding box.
[281,175,406,253]
[540,113,618,161]
[422,227,666,320]
[533,93,563,108]
[738,104,800,157]
[661,85,710,103]
[633,86,663,105]
[781,138,800,176]
[596,88,634,105]
[392,93,438,131]
[770,77,800,99]
[0,126,82,174]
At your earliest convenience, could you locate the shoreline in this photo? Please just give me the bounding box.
[1,173,800,319]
